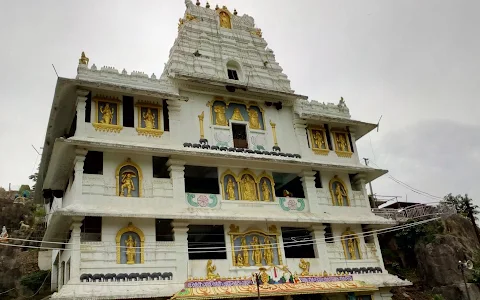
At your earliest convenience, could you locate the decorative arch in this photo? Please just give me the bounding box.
[220,169,240,200]
[210,99,228,126]
[238,169,259,201]
[116,222,145,264]
[341,228,362,260]
[116,158,143,197]
[329,175,350,206]
[258,171,275,202]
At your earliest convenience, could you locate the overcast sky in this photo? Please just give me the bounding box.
[0,0,478,205]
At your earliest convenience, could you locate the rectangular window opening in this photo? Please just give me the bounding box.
[153,156,170,178]
[348,174,361,191]
[272,172,305,198]
[163,99,170,131]
[314,171,322,188]
[81,217,102,241]
[281,227,315,258]
[306,128,310,148]
[188,225,226,260]
[123,96,134,127]
[232,123,248,148]
[324,124,333,150]
[156,219,174,241]
[185,166,219,194]
[347,127,355,153]
[85,92,91,123]
[84,151,103,175]
[324,223,334,243]
[361,224,374,243]
[227,69,239,80]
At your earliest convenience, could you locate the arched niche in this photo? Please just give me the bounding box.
[227,102,248,122]
[116,158,143,197]
[238,169,259,201]
[218,9,232,29]
[341,228,362,260]
[258,172,275,202]
[329,176,350,206]
[116,222,145,264]
[247,106,264,130]
[211,100,228,126]
[220,169,240,200]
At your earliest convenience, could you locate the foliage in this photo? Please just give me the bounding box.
[34,205,46,218]
[443,193,479,219]
[469,250,480,284]
[0,198,36,232]
[395,219,444,258]
[20,270,50,292]
[432,295,445,300]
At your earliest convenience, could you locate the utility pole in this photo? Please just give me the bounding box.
[363,158,376,208]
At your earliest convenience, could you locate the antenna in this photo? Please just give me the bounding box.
[31,145,41,155]
[52,64,59,78]
[376,115,383,132]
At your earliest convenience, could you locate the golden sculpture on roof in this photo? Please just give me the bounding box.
[79,51,89,65]
[299,259,310,276]
[219,11,231,29]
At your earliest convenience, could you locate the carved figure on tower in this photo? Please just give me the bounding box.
[264,237,274,265]
[120,171,136,197]
[214,105,228,126]
[143,108,156,129]
[299,258,310,275]
[347,238,356,259]
[125,235,136,264]
[335,183,347,206]
[206,259,220,278]
[231,108,244,121]
[250,236,263,266]
[337,134,348,151]
[248,108,260,129]
[219,11,231,29]
[313,131,325,148]
[241,237,250,266]
[261,180,271,201]
[100,103,114,124]
[226,178,236,200]
[241,175,257,200]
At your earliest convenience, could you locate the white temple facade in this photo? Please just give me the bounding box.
[38,1,410,299]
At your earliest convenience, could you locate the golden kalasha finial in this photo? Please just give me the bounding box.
[79,51,89,65]
[206,1,210,8]
[234,9,238,15]
[222,5,227,9]
[196,0,200,6]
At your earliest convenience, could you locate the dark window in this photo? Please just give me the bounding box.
[123,96,134,127]
[347,128,355,153]
[324,223,334,243]
[232,123,248,148]
[272,172,305,198]
[84,151,103,175]
[349,174,361,191]
[227,69,239,80]
[324,124,333,150]
[185,166,219,194]
[163,99,170,131]
[80,217,102,241]
[153,157,170,178]
[156,219,174,241]
[188,225,226,259]
[281,227,315,258]
[314,171,322,188]
[361,224,374,243]
[355,296,372,300]
[85,92,91,123]
[306,128,310,148]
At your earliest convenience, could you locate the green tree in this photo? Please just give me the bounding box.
[444,193,480,245]
[18,185,31,197]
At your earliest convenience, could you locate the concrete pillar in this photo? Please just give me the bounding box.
[172,221,189,282]
[352,173,368,208]
[69,217,84,283]
[73,149,88,201]
[167,159,187,208]
[292,115,309,158]
[300,170,318,213]
[76,89,89,136]
[310,224,330,273]
[166,100,182,144]
[372,232,386,271]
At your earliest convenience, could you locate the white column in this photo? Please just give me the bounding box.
[76,89,89,136]
[352,173,369,208]
[172,221,189,282]
[300,171,318,213]
[167,159,187,208]
[372,232,386,271]
[310,224,330,273]
[166,100,182,143]
[292,115,309,157]
[73,149,88,202]
[69,217,84,283]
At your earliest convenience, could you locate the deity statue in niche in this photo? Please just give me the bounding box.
[336,133,348,151]
[250,236,263,266]
[241,237,249,266]
[241,175,257,201]
[248,108,260,129]
[335,182,347,206]
[231,107,244,121]
[226,178,236,200]
[100,103,114,124]
[236,253,244,266]
[263,237,274,265]
[120,171,136,197]
[125,234,136,264]
[261,180,271,201]
[214,105,228,126]
[142,108,156,129]
[299,258,310,275]
[206,259,220,279]
[347,237,359,260]
[219,11,231,29]
[313,130,326,149]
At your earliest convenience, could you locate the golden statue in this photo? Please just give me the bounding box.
[241,175,257,201]
[241,237,249,266]
[219,11,231,29]
[206,259,220,279]
[263,238,274,265]
[79,51,89,65]
[231,108,244,121]
[250,236,263,266]
[347,238,357,259]
[299,258,310,276]
[335,183,347,206]
[261,180,271,201]
[236,253,244,266]
[313,131,325,149]
[337,134,348,151]
[125,235,136,264]
[120,172,136,197]
[142,108,156,129]
[248,108,260,129]
[214,105,228,126]
[100,103,114,124]
[226,178,236,200]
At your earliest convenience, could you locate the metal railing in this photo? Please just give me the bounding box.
[372,202,456,222]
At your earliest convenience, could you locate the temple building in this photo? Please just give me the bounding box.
[38,1,410,299]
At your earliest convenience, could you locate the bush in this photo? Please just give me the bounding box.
[432,295,445,300]
[20,270,50,292]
